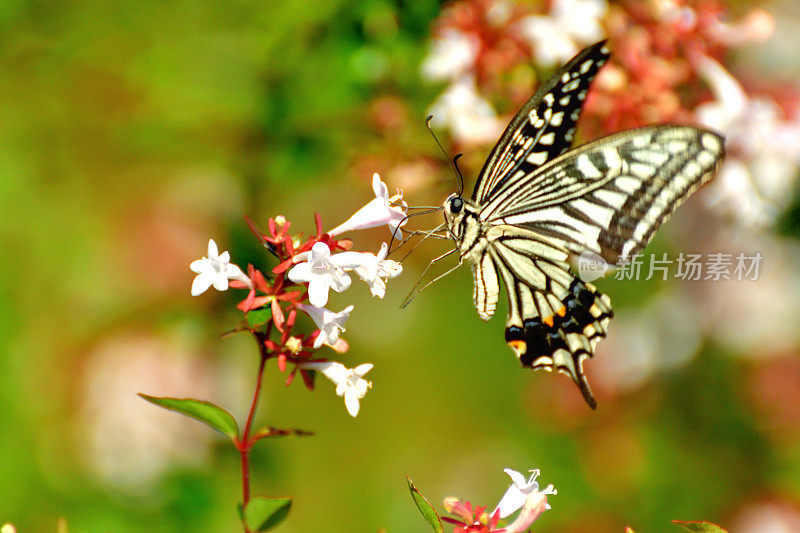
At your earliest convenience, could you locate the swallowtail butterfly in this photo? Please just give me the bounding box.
[440,41,724,407]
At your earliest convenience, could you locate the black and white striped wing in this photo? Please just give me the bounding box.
[472,40,610,204]
[470,225,612,408]
[480,125,725,264]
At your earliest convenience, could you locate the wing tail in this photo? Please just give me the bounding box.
[504,278,612,408]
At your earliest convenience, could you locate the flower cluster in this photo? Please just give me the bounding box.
[421,0,800,227]
[438,468,557,533]
[190,173,407,416]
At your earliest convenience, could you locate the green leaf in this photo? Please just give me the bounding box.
[407,477,443,533]
[138,394,239,440]
[247,306,273,328]
[673,520,728,532]
[243,497,292,531]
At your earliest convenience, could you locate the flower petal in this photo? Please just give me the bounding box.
[287,262,313,283]
[211,273,229,291]
[494,486,527,519]
[504,468,528,488]
[353,363,374,376]
[372,172,389,199]
[207,239,219,259]
[191,274,214,296]
[307,279,331,307]
[344,390,361,417]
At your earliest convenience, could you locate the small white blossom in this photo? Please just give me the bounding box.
[421,28,479,82]
[301,361,373,417]
[334,243,403,298]
[695,56,800,226]
[328,173,409,239]
[494,468,557,519]
[428,77,504,145]
[296,303,354,349]
[288,242,359,308]
[190,239,251,296]
[518,0,607,66]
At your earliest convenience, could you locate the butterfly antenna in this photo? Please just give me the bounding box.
[452,153,464,196]
[426,115,464,196]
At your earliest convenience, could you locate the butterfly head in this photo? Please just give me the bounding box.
[442,193,465,232]
[443,193,478,246]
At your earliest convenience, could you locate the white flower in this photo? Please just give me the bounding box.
[1,524,17,533]
[494,468,557,519]
[518,0,607,66]
[190,239,251,296]
[301,361,373,417]
[427,77,504,145]
[288,242,359,308]
[421,28,479,82]
[695,56,800,226]
[334,243,403,298]
[296,303,354,349]
[328,173,409,239]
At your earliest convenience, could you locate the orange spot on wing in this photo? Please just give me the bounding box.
[543,315,554,327]
[507,340,527,357]
[556,306,566,317]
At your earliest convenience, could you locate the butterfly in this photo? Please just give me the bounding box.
[438,40,725,408]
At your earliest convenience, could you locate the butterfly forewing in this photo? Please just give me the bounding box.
[482,125,725,263]
[472,40,611,204]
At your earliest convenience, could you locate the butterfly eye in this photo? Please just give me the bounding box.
[450,196,463,214]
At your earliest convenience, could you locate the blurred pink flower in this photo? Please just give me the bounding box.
[422,28,480,82]
[518,0,607,66]
[695,56,800,226]
[80,334,216,488]
[428,77,504,145]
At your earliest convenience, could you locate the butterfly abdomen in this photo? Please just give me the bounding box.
[504,278,612,408]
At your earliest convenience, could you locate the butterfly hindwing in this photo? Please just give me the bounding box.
[472,40,611,204]
[477,225,612,407]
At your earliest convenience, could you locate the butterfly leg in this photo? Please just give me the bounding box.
[400,247,460,308]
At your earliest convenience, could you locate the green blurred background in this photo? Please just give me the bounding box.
[2,0,800,531]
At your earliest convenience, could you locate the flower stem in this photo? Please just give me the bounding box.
[239,331,271,533]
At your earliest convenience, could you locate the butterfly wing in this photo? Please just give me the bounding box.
[471,225,612,408]
[480,125,725,264]
[472,40,610,204]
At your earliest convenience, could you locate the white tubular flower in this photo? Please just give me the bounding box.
[518,0,607,66]
[427,77,504,145]
[190,239,251,296]
[288,242,357,308]
[296,303,354,349]
[695,56,800,226]
[421,28,479,82]
[328,173,408,239]
[334,243,403,298]
[494,468,557,519]
[301,361,373,417]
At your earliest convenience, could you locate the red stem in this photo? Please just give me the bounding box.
[239,330,271,533]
